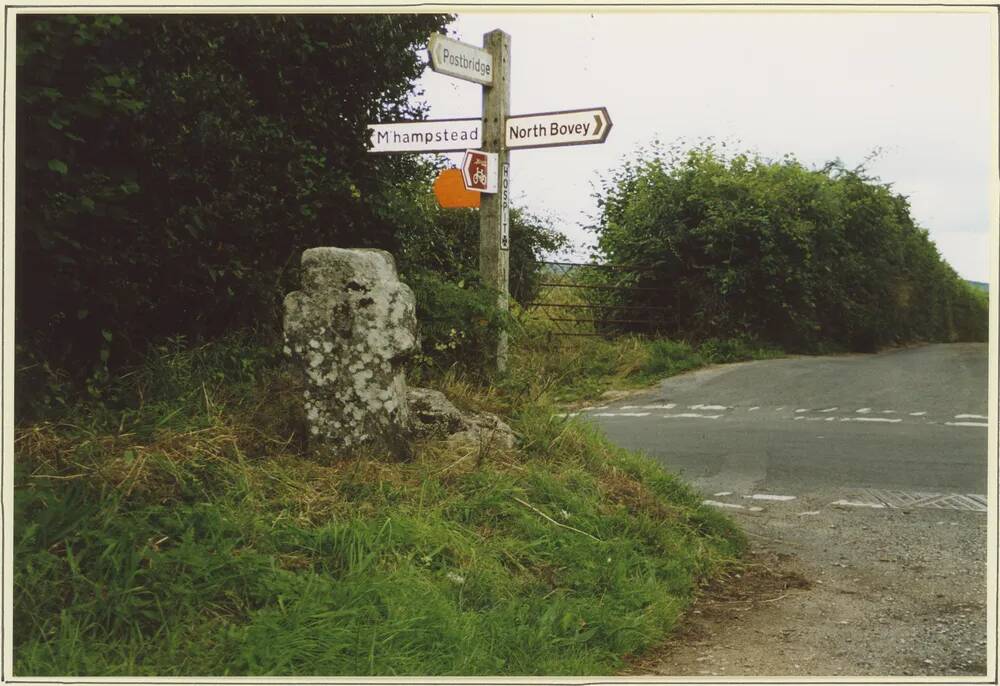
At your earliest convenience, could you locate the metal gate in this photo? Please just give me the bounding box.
[518,260,674,336]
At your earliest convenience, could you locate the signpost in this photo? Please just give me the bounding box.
[478,30,511,371]
[367,30,614,372]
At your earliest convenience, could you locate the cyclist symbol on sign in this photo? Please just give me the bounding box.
[472,166,487,187]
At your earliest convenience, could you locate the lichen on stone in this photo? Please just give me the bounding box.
[283,247,416,459]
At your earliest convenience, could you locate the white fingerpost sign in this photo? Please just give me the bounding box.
[428,33,494,86]
[367,118,481,153]
[506,107,612,149]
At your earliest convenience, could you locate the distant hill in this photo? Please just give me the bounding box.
[966,280,989,293]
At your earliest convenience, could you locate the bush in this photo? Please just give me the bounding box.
[591,142,988,351]
[16,14,450,407]
[403,271,509,378]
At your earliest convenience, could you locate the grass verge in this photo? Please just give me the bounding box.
[14,329,751,676]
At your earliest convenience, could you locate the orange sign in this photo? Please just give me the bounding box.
[433,168,480,209]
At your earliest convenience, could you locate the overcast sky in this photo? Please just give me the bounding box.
[413,9,997,282]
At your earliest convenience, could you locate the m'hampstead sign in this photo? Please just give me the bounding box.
[368,118,480,154]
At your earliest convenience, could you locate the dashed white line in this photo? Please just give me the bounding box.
[591,412,650,418]
[702,500,745,510]
[690,404,728,411]
[663,413,723,420]
[856,408,873,414]
[831,499,886,509]
[745,494,797,501]
[640,403,677,410]
[713,491,733,497]
[819,407,839,413]
[945,421,988,428]
[748,406,760,412]
[794,408,810,414]
[840,417,902,424]
[955,414,988,420]
[909,411,927,416]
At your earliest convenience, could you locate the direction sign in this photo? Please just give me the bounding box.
[461,150,498,193]
[428,33,494,86]
[368,117,480,154]
[506,107,612,150]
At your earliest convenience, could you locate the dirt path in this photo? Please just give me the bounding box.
[624,492,990,677]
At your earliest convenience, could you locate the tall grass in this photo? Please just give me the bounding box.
[502,308,782,405]
[14,330,746,676]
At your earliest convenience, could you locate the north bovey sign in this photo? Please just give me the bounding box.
[367,108,612,153]
[506,107,612,150]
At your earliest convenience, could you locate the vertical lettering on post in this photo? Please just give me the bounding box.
[500,162,510,250]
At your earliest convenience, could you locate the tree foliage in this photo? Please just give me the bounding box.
[592,143,987,351]
[16,13,450,395]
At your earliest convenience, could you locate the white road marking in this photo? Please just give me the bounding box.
[795,408,809,413]
[840,417,902,423]
[776,406,786,411]
[592,412,650,418]
[819,407,838,413]
[856,408,872,414]
[831,499,886,509]
[880,410,897,414]
[825,417,836,422]
[748,406,760,412]
[640,403,677,410]
[713,491,733,497]
[748,506,764,512]
[745,494,796,501]
[945,421,988,428]
[702,500,745,510]
[690,404,728,411]
[909,411,927,416]
[799,511,822,516]
[955,414,988,420]
[663,413,723,420]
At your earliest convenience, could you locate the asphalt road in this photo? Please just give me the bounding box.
[580,343,989,497]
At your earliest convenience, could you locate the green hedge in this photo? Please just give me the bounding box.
[592,143,987,351]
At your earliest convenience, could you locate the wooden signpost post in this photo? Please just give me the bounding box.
[368,30,613,372]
